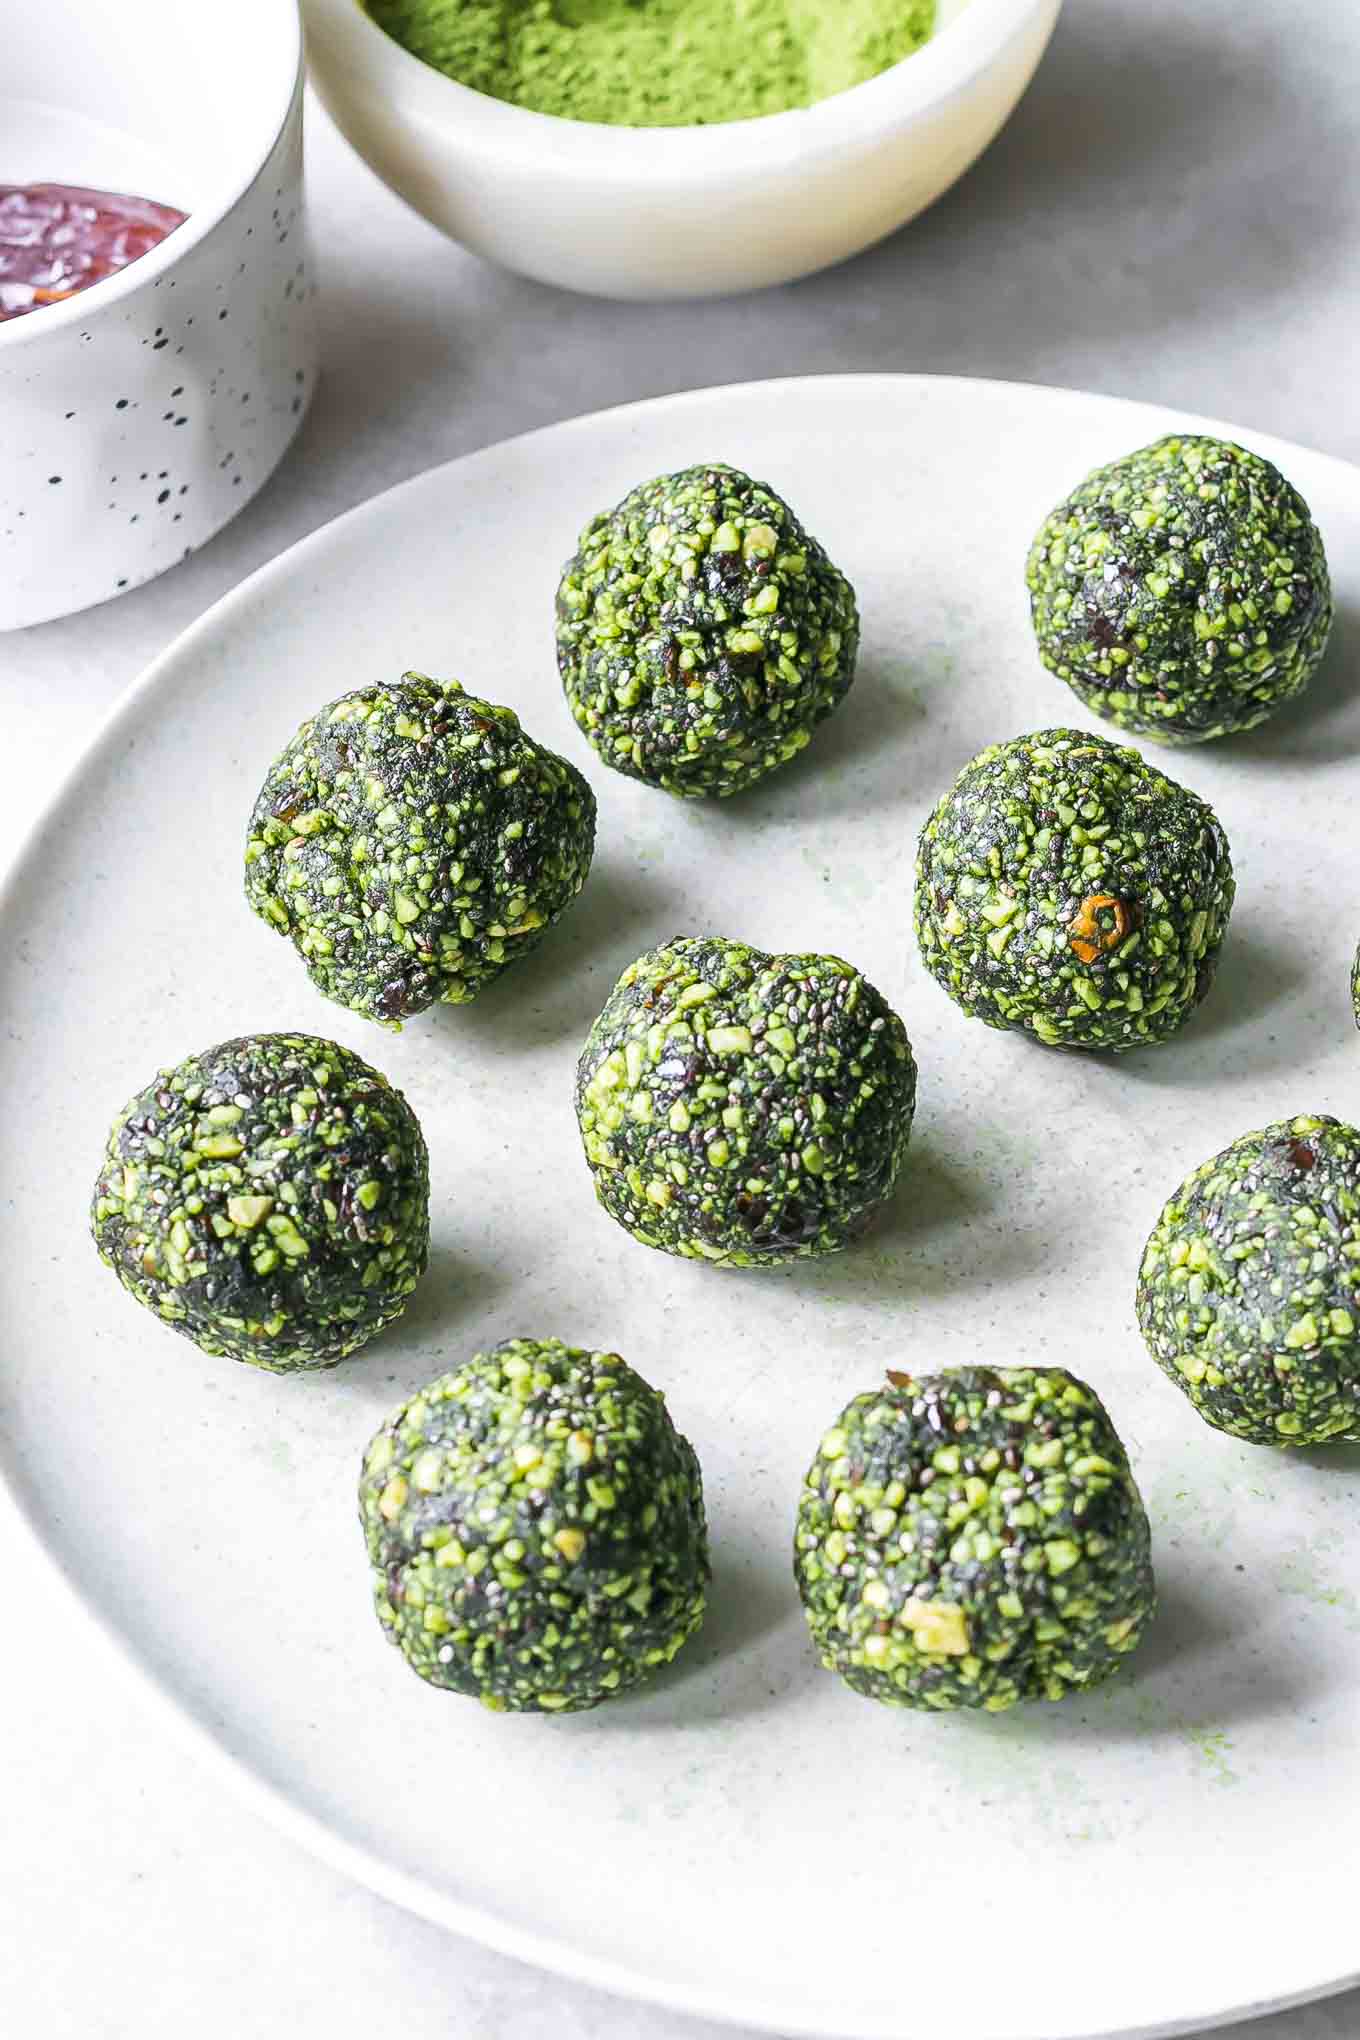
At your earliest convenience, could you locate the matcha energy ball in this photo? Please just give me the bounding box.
[1027,434,1332,743]
[915,727,1234,1051]
[556,463,859,798]
[1138,1114,1360,1445]
[576,935,916,1265]
[795,1366,1155,1712]
[90,1033,429,1371]
[360,1338,709,1710]
[245,672,596,1025]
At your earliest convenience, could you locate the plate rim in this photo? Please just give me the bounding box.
[5,371,1359,2040]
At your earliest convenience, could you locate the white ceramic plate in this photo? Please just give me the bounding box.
[3,377,1358,2040]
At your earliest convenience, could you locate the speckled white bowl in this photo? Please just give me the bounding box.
[0,0,317,630]
[303,0,1061,301]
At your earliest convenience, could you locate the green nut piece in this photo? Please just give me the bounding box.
[1027,434,1332,743]
[555,464,859,798]
[1137,1114,1360,1446]
[576,935,916,1266]
[794,1366,1155,1712]
[90,1033,429,1372]
[359,1338,709,1710]
[915,727,1234,1052]
[244,672,596,1025]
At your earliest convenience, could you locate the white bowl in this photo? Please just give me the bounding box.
[303,0,1062,301]
[0,0,317,630]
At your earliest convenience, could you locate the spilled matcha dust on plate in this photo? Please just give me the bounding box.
[365,0,938,128]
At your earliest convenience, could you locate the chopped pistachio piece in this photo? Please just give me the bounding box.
[901,1599,970,1657]
[226,1194,274,1229]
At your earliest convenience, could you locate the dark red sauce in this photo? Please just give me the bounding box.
[0,183,187,323]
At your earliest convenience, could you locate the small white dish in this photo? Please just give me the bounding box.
[303,0,1062,300]
[2,375,1358,2040]
[0,0,317,631]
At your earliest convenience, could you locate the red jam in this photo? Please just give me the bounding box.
[0,183,187,323]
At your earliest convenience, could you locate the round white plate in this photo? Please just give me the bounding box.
[3,377,1358,2040]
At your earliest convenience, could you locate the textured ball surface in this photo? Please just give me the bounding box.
[359,1338,709,1710]
[245,672,596,1025]
[90,1033,429,1371]
[556,463,859,798]
[915,727,1234,1051]
[1137,1114,1360,1446]
[576,935,916,1266]
[794,1366,1156,1712]
[1027,434,1332,743]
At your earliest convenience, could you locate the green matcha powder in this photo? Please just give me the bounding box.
[366,0,938,127]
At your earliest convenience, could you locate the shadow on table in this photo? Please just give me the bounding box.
[817,3,1340,368]
[432,856,681,1054]
[1077,922,1314,1097]
[1220,600,1360,772]
[578,1535,808,1732]
[740,654,932,822]
[951,1569,1320,1768]
[772,1131,1048,1315]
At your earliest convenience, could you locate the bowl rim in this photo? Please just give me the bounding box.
[307,0,1056,177]
[0,0,303,354]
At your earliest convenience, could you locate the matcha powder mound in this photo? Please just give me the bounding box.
[365,0,938,128]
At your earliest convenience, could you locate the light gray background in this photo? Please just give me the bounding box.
[5,1,1358,2033]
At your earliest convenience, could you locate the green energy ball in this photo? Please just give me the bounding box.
[915,727,1234,1052]
[359,1338,709,1710]
[1027,434,1332,743]
[555,463,859,798]
[1137,1114,1360,1446]
[90,1033,429,1372]
[576,936,916,1266]
[245,672,596,1025]
[794,1366,1155,1712]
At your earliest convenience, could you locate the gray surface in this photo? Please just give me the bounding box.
[4,0,1359,2032]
